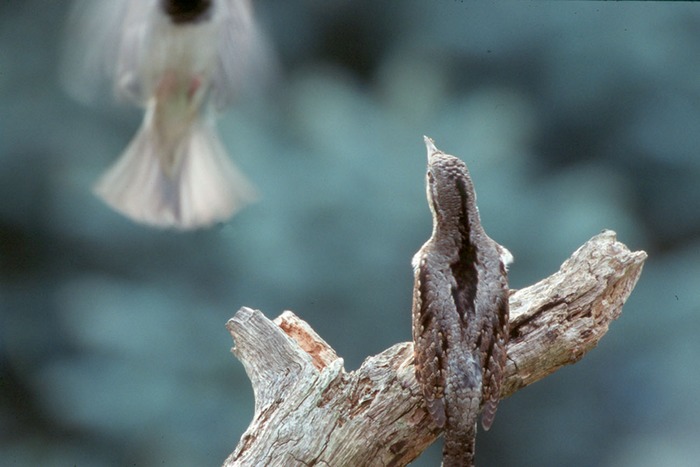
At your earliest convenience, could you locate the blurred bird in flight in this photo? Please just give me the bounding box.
[62,0,273,229]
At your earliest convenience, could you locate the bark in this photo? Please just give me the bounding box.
[223,230,646,466]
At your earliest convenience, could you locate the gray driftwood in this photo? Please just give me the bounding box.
[223,230,646,466]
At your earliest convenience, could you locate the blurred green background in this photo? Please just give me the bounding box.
[1,1,699,466]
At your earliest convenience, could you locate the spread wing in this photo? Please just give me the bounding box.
[62,0,276,109]
[60,0,157,105]
[210,0,277,110]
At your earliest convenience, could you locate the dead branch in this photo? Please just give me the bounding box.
[223,230,646,466]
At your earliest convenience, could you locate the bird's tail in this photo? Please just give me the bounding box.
[94,107,255,229]
[441,358,481,467]
[442,422,477,467]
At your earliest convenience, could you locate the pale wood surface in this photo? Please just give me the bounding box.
[223,230,646,466]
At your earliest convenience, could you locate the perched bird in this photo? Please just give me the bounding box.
[412,137,511,466]
[62,0,273,229]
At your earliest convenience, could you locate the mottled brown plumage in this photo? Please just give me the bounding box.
[412,137,511,467]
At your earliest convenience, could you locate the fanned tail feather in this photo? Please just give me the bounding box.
[94,111,255,229]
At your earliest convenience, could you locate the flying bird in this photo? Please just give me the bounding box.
[62,0,273,229]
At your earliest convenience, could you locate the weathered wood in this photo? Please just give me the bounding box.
[223,230,646,466]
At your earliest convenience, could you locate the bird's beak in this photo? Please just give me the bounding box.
[423,135,438,162]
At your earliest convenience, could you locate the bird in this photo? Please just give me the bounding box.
[412,137,511,466]
[62,0,273,229]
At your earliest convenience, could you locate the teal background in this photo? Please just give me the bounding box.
[1,1,699,466]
